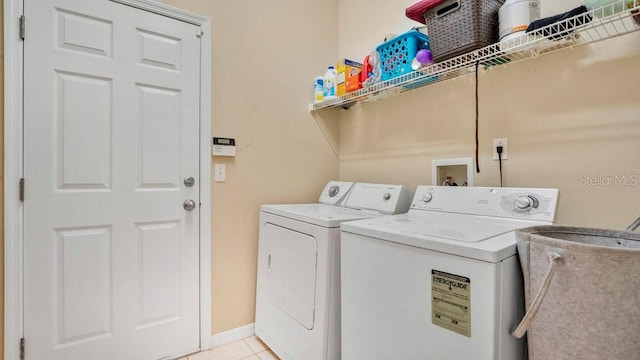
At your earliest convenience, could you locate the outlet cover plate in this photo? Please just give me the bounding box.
[493,138,508,160]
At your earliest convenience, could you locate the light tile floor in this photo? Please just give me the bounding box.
[180,336,280,360]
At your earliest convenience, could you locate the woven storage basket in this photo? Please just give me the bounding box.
[424,0,504,62]
[514,226,640,360]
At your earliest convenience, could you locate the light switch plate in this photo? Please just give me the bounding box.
[214,164,226,182]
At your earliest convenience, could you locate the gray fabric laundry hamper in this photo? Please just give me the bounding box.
[512,226,640,360]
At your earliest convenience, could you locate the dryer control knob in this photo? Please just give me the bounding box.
[383,193,392,201]
[421,193,433,203]
[514,196,533,211]
[328,186,340,197]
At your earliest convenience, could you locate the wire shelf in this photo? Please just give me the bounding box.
[309,0,640,112]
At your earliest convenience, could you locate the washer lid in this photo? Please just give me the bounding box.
[376,213,528,243]
[341,212,551,262]
[261,203,381,228]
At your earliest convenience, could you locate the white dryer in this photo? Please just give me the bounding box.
[340,186,559,360]
[255,181,412,360]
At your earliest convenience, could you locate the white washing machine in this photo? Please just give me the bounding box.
[340,186,559,360]
[255,181,412,360]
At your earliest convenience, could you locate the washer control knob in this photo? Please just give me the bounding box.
[421,193,433,203]
[515,196,533,211]
[328,186,340,197]
[383,193,392,201]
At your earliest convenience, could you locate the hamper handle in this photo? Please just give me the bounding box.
[512,252,563,338]
[435,0,460,18]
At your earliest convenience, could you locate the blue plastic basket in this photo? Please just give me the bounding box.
[376,30,430,81]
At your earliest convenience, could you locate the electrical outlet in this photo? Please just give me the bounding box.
[493,138,508,160]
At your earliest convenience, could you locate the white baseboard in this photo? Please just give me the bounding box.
[210,323,256,348]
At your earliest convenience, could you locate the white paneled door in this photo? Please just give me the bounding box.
[23,1,202,359]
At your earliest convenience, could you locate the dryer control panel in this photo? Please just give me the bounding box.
[319,181,355,206]
[345,183,412,214]
[411,186,559,221]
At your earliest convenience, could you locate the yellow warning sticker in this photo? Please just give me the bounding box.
[511,25,528,33]
[431,270,471,337]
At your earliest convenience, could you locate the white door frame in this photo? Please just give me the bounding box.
[3,1,213,358]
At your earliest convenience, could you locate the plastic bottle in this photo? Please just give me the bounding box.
[313,76,324,103]
[323,66,337,99]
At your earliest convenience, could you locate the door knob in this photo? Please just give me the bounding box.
[184,176,195,187]
[183,199,196,211]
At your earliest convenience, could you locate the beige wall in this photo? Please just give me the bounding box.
[338,1,640,229]
[1,1,5,356]
[156,0,340,334]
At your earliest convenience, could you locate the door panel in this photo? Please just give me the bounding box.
[137,29,182,71]
[55,71,113,191]
[55,226,113,346]
[137,221,181,327]
[24,1,202,359]
[138,84,181,189]
[56,8,114,58]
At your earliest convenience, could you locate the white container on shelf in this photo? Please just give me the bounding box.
[314,76,323,103]
[499,0,541,42]
[322,66,337,99]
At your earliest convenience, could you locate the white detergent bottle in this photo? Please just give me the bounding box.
[323,66,337,99]
[314,76,324,103]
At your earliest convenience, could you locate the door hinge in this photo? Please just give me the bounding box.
[196,27,203,37]
[19,15,25,40]
[19,178,25,202]
[20,337,25,360]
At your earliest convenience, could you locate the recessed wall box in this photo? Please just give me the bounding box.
[212,137,236,157]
